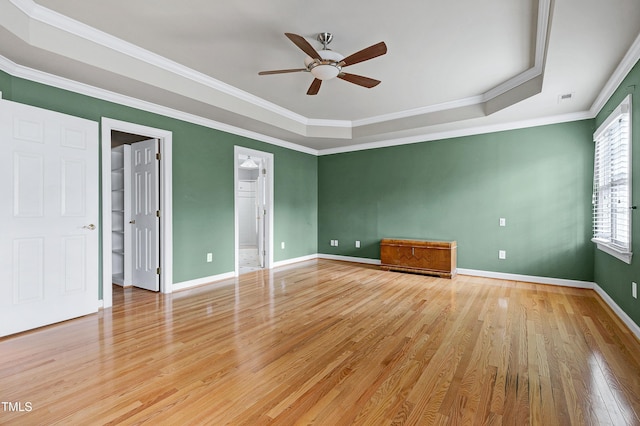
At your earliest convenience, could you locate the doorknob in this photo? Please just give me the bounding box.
[83,224,96,230]
[129,220,136,224]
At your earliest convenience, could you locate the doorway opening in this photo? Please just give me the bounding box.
[101,118,173,308]
[234,147,273,275]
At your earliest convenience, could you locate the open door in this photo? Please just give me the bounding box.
[131,138,160,291]
[0,99,99,336]
[256,164,266,268]
[234,146,273,275]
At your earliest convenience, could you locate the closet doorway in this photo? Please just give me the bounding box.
[234,147,273,275]
[110,132,160,292]
[101,118,173,308]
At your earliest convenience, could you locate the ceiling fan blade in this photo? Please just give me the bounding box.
[258,68,308,75]
[340,41,387,67]
[285,33,321,60]
[338,73,381,88]
[307,78,322,95]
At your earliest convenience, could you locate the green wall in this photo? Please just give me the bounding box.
[0,73,318,292]
[318,121,595,282]
[3,56,640,330]
[594,59,640,327]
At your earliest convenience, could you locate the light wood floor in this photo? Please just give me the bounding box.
[1,260,639,425]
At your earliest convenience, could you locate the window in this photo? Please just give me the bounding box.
[592,94,632,263]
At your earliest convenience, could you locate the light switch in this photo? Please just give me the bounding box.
[499,218,506,227]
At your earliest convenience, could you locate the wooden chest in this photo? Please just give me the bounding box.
[380,238,457,278]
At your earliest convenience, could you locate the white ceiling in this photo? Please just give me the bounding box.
[1,0,639,154]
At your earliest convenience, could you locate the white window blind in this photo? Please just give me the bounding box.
[592,94,632,263]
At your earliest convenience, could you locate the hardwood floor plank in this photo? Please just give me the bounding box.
[1,259,639,425]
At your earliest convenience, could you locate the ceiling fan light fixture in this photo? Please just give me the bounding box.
[304,50,344,80]
[310,64,340,80]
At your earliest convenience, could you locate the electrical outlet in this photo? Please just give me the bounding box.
[335,240,339,247]
[633,282,638,299]
[498,250,506,260]
[355,240,361,248]
[206,253,213,262]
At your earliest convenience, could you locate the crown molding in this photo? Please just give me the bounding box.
[4,0,553,140]
[0,53,597,158]
[590,32,640,117]
[319,110,594,155]
[3,0,638,157]
[0,53,319,155]
[9,0,305,122]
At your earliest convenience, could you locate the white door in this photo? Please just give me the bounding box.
[256,166,266,268]
[131,139,160,291]
[0,99,99,337]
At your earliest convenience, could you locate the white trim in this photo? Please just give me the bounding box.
[593,241,633,264]
[0,0,565,151]
[593,283,640,341]
[590,32,640,116]
[592,94,633,262]
[317,254,382,265]
[0,54,319,156]
[0,3,637,157]
[296,255,596,289]
[9,0,308,125]
[272,254,320,269]
[319,111,594,155]
[8,0,549,134]
[353,95,485,127]
[172,272,236,292]
[101,118,173,308]
[456,268,594,289]
[594,93,632,138]
[234,146,274,276]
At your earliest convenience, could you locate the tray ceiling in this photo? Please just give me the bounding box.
[1,0,639,153]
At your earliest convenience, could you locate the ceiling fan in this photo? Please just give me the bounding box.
[259,32,387,95]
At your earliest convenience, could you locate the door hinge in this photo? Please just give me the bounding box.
[156,152,161,160]
[156,267,161,275]
[262,168,266,175]
[156,210,161,217]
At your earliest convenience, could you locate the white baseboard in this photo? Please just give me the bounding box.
[317,254,381,265]
[272,254,319,269]
[457,268,594,289]
[593,283,640,341]
[172,271,235,292]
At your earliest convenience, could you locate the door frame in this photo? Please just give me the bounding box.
[234,146,274,274]
[101,118,173,307]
